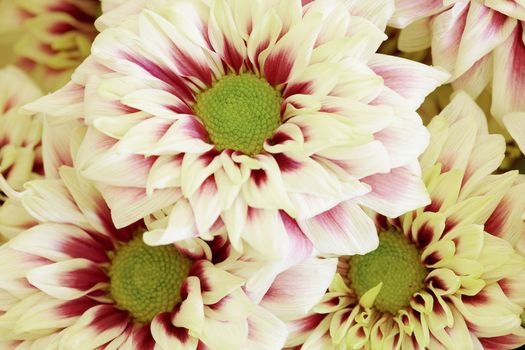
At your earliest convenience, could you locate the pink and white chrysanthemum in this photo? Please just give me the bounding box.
[0,0,100,92]
[283,92,525,350]
[390,0,525,153]
[0,165,337,350]
[26,0,448,257]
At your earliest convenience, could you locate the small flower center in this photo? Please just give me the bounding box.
[108,235,192,323]
[194,73,282,155]
[348,230,428,314]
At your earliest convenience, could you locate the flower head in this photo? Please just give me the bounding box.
[0,66,43,192]
[285,92,525,349]
[26,0,448,258]
[0,0,100,92]
[0,164,336,349]
[390,0,525,153]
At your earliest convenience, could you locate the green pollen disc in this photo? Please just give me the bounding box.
[348,230,429,315]
[194,73,283,155]
[108,235,192,323]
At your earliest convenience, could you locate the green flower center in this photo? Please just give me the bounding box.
[194,73,283,155]
[348,230,428,314]
[108,235,192,323]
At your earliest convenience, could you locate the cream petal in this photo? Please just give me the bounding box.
[244,306,287,350]
[173,276,205,334]
[451,284,522,338]
[503,112,525,154]
[151,312,198,350]
[199,317,248,350]
[397,18,432,52]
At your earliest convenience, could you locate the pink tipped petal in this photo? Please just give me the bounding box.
[390,0,444,28]
[22,180,89,228]
[492,25,525,118]
[263,11,322,86]
[155,116,214,154]
[368,54,450,110]
[8,223,109,263]
[143,198,198,246]
[189,260,245,305]
[357,166,430,218]
[243,208,289,260]
[41,120,77,180]
[27,259,108,300]
[455,3,517,79]
[207,0,247,72]
[279,211,314,267]
[22,82,84,123]
[98,185,181,229]
[81,151,155,188]
[261,257,337,321]
[189,177,222,234]
[59,305,130,349]
[241,155,295,216]
[347,0,394,30]
[373,111,430,168]
[298,201,378,255]
[431,3,470,74]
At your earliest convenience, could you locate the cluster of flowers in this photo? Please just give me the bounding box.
[0,0,524,349]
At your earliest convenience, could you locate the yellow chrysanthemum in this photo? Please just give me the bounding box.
[284,92,525,350]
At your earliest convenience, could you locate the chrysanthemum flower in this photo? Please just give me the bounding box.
[390,0,525,150]
[0,0,100,92]
[26,0,448,257]
[0,164,337,349]
[284,92,525,350]
[0,66,43,192]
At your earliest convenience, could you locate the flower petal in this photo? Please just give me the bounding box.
[298,201,378,255]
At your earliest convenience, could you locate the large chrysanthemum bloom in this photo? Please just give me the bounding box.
[390,0,525,154]
[26,0,448,258]
[0,0,100,92]
[283,92,525,350]
[0,164,337,349]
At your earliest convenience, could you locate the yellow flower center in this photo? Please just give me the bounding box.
[194,73,282,155]
[109,235,192,323]
[348,230,428,314]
